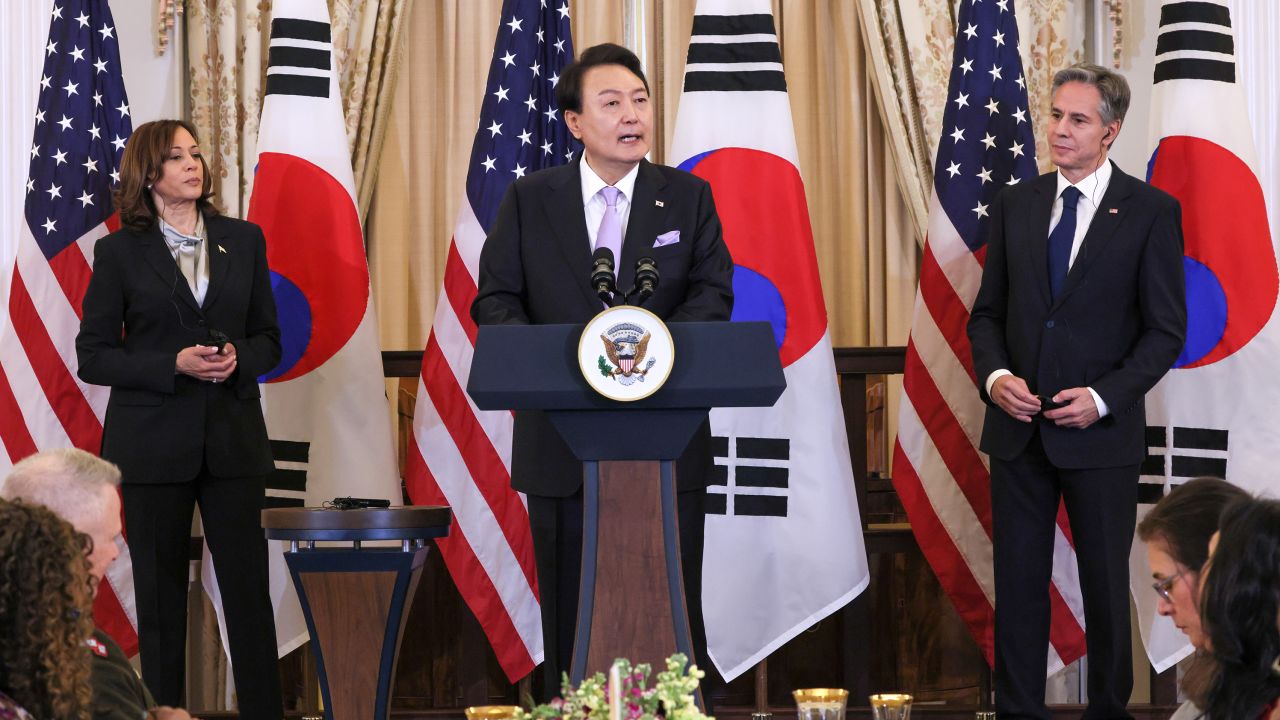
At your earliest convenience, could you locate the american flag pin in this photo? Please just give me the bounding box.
[218,244,227,253]
[1109,208,1118,214]
[655,200,664,207]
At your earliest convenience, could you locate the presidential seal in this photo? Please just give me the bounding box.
[578,305,674,401]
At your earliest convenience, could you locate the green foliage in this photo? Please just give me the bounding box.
[515,654,710,720]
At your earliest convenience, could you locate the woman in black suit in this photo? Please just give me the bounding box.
[76,119,283,719]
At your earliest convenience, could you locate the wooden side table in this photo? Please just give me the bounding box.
[262,506,452,720]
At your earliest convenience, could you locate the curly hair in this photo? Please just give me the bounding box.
[0,499,95,720]
[112,119,219,232]
[1201,496,1280,720]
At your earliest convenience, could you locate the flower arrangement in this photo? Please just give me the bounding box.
[517,654,711,720]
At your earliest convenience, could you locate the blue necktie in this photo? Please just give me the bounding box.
[1047,186,1082,300]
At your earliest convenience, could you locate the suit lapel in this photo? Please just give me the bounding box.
[540,159,601,312]
[618,160,668,292]
[1027,172,1057,308]
[203,213,231,309]
[1054,162,1134,309]
[139,224,201,314]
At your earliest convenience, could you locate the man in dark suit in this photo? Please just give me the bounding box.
[472,43,733,698]
[968,63,1186,719]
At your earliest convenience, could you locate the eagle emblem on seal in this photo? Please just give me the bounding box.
[597,322,658,386]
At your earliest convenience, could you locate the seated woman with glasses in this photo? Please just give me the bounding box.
[1198,496,1280,720]
[1137,477,1249,719]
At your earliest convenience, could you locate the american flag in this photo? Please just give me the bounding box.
[404,0,577,681]
[0,0,138,652]
[891,0,1088,672]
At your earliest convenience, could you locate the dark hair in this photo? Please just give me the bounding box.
[0,499,95,720]
[1052,62,1131,126]
[1137,477,1249,571]
[113,119,218,232]
[1200,497,1280,720]
[1137,478,1250,708]
[555,43,649,114]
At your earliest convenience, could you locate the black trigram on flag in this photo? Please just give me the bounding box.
[267,439,309,508]
[1154,2,1235,85]
[683,13,786,93]
[708,435,788,517]
[1138,425,1229,503]
[266,18,332,99]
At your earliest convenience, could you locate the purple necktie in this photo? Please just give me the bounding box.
[595,186,623,276]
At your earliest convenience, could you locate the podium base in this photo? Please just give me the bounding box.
[571,460,702,708]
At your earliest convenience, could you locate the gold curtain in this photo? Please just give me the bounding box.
[367,0,919,352]
[185,0,267,218]
[185,0,409,217]
[332,0,412,215]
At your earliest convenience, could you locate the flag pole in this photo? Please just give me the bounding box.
[623,0,647,74]
[623,0,656,163]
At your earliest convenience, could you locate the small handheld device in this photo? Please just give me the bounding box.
[1037,394,1069,412]
[331,496,391,510]
[205,329,231,353]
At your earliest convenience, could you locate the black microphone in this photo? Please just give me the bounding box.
[630,256,659,305]
[590,246,617,306]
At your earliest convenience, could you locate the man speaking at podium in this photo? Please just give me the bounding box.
[472,43,733,698]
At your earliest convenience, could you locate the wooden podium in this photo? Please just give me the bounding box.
[468,321,784,688]
[262,506,452,720]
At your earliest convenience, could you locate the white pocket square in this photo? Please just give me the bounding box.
[654,230,681,247]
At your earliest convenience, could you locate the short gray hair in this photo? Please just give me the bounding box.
[1052,62,1131,126]
[1,448,121,529]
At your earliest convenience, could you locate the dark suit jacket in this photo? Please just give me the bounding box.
[472,157,734,496]
[76,213,281,484]
[968,164,1186,468]
[89,628,154,720]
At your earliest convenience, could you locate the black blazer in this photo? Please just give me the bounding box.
[76,213,281,484]
[968,164,1186,468]
[472,157,734,496]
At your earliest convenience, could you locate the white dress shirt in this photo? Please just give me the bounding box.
[1051,160,1112,269]
[985,162,1114,417]
[580,160,639,251]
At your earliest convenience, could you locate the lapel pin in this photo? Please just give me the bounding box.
[217,244,227,253]
[655,200,664,208]
[1109,208,1118,214]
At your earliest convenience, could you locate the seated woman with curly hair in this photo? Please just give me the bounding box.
[0,499,96,720]
[1199,496,1280,720]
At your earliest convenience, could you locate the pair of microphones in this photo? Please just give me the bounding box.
[591,247,659,307]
